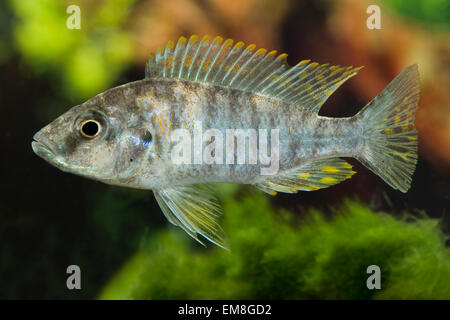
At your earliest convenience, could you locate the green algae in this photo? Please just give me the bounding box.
[99,185,450,300]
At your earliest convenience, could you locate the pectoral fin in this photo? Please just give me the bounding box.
[254,158,356,195]
[154,185,229,249]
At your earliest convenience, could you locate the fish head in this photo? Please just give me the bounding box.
[31,92,155,185]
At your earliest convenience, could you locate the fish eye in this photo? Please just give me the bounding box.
[143,130,153,147]
[80,119,101,139]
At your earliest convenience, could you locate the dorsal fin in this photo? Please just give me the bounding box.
[146,35,362,113]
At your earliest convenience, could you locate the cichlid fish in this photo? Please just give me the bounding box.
[32,35,420,249]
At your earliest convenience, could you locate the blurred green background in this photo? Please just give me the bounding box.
[0,0,449,299]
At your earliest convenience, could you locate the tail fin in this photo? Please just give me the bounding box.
[356,65,420,192]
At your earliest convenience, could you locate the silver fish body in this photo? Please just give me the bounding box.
[120,79,360,189]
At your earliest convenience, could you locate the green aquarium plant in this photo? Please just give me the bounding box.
[99,185,450,300]
[9,0,135,99]
[386,0,450,27]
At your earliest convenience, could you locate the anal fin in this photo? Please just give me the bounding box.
[254,158,356,195]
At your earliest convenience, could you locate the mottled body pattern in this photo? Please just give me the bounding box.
[32,35,420,248]
[117,79,358,188]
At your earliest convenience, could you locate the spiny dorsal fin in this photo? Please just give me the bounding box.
[146,35,363,113]
[254,158,356,195]
[153,184,229,249]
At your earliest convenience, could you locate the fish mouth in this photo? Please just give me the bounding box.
[32,140,54,158]
[31,134,55,159]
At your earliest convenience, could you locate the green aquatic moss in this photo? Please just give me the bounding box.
[99,186,450,300]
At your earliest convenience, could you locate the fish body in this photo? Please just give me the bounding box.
[32,35,420,249]
[101,79,359,188]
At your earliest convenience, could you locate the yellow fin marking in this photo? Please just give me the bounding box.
[212,36,223,44]
[246,44,256,51]
[320,177,338,184]
[223,39,234,48]
[203,59,211,71]
[298,172,310,179]
[401,120,410,131]
[342,162,352,169]
[278,53,288,60]
[342,66,354,75]
[393,151,409,162]
[178,36,187,44]
[322,166,340,173]
[385,128,394,135]
[345,171,357,179]
[255,48,267,55]
[330,67,343,75]
[156,45,164,55]
[189,35,199,44]
[233,41,245,50]
[185,56,192,67]
[166,56,173,68]
[299,59,310,66]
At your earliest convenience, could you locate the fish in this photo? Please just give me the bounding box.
[32,35,420,249]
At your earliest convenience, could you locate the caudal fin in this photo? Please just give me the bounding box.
[356,65,420,192]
